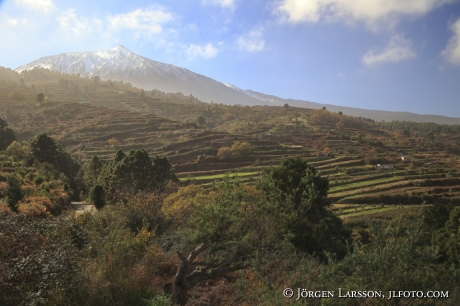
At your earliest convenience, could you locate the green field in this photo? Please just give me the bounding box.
[178,171,259,181]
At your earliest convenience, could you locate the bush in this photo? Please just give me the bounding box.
[231,141,251,156]
[217,146,232,159]
[34,175,45,187]
[316,213,458,304]
[0,215,82,305]
[6,174,23,212]
[18,196,53,218]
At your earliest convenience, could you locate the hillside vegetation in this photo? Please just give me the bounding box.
[1,66,460,305]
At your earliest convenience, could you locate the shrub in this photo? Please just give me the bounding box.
[0,204,12,215]
[6,174,23,212]
[18,197,53,218]
[6,141,28,160]
[231,141,251,156]
[34,175,45,187]
[0,215,82,305]
[217,146,232,159]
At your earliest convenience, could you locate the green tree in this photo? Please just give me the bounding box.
[0,117,16,151]
[172,178,264,305]
[432,206,460,264]
[259,157,350,260]
[114,149,125,162]
[151,155,179,191]
[36,93,45,104]
[98,149,177,197]
[7,174,24,212]
[28,132,80,197]
[82,155,103,189]
[196,115,206,127]
[90,185,106,211]
[318,216,443,299]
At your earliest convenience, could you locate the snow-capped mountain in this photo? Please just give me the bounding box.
[17,46,201,82]
[15,46,264,106]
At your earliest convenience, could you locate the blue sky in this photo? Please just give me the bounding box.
[1,0,460,117]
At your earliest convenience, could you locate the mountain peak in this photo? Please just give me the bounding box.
[111,45,131,52]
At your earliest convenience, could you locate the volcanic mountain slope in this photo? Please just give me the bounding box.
[15,46,267,107]
[15,46,460,124]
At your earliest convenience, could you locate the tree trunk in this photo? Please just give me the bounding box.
[170,242,248,305]
[172,242,207,305]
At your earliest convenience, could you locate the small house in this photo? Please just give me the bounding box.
[375,164,394,170]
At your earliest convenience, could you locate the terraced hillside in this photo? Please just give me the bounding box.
[2,67,460,220]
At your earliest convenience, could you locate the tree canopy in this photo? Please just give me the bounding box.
[82,155,103,189]
[259,156,350,259]
[98,149,178,198]
[28,132,80,182]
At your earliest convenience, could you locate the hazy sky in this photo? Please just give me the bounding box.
[1,0,460,117]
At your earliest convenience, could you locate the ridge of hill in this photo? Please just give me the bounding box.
[13,46,460,124]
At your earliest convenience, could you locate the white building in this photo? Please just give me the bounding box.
[375,164,394,170]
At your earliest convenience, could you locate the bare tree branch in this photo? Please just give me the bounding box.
[170,241,247,305]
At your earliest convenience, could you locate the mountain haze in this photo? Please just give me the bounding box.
[15,46,460,124]
[15,46,265,107]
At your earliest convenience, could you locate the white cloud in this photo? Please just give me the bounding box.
[362,34,416,66]
[108,8,173,36]
[274,0,454,29]
[203,0,236,9]
[15,0,54,12]
[186,43,219,59]
[6,18,19,26]
[442,18,460,65]
[237,28,265,52]
[57,9,102,37]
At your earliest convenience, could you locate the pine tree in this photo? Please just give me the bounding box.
[90,185,106,211]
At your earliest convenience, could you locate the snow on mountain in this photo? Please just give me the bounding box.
[223,83,242,92]
[224,83,283,106]
[16,46,200,82]
[15,46,264,106]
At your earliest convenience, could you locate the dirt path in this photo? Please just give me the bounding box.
[70,202,94,214]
